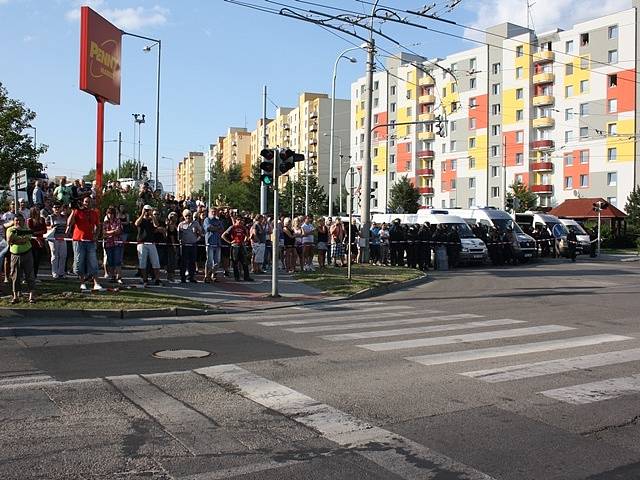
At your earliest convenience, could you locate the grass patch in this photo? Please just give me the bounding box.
[295,265,424,297]
[601,248,640,255]
[0,278,208,311]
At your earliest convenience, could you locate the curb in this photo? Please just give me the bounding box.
[0,306,218,320]
[347,273,430,300]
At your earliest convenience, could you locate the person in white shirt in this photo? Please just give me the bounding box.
[18,199,30,219]
[301,215,316,271]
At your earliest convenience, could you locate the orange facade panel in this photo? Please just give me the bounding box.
[396,142,412,173]
[504,131,524,167]
[563,149,590,189]
[607,69,635,113]
[440,159,457,192]
[469,94,488,130]
[374,111,388,140]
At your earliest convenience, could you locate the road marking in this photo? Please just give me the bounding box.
[320,319,525,341]
[257,305,417,323]
[286,313,480,333]
[540,374,640,404]
[461,348,640,383]
[259,309,442,327]
[407,335,633,366]
[359,325,575,352]
[195,364,495,480]
[0,374,56,389]
[291,301,386,310]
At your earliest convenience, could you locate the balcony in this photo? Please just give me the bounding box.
[418,94,436,104]
[531,161,553,172]
[533,72,555,84]
[533,95,554,106]
[533,50,554,63]
[418,112,435,122]
[532,117,555,128]
[418,186,435,195]
[310,123,318,132]
[418,75,435,86]
[283,123,290,130]
[417,149,435,159]
[310,111,318,119]
[418,131,435,141]
[531,139,554,150]
[531,184,553,194]
[416,168,435,176]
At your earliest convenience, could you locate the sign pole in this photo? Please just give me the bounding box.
[348,167,354,281]
[96,97,105,201]
[13,174,18,214]
[271,148,280,298]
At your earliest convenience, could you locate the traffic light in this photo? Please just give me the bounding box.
[436,115,446,137]
[593,200,609,212]
[260,148,275,186]
[277,148,305,175]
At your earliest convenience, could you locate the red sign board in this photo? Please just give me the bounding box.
[79,6,122,105]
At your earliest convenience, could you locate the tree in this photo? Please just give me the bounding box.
[0,82,46,185]
[83,159,140,183]
[280,174,328,217]
[388,176,420,214]
[507,181,538,212]
[624,186,640,232]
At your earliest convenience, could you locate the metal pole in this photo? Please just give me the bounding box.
[502,134,507,209]
[154,41,161,191]
[261,85,268,214]
[597,208,602,256]
[132,116,137,177]
[305,153,309,216]
[138,122,142,177]
[291,177,295,216]
[207,154,212,206]
[13,174,18,214]
[348,167,354,280]
[329,57,340,217]
[271,148,280,297]
[117,131,122,179]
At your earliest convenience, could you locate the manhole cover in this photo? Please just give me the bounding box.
[152,349,212,359]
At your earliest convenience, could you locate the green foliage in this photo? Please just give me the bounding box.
[507,181,538,212]
[388,176,420,214]
[84,159,140,183]
[624,186,640,233]
[280,174,328,217]
[0,82,46,185]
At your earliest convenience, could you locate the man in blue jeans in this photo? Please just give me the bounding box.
[66,196,103,291]
[203,208,223,283]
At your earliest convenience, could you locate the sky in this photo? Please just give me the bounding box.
[0,0,632,191]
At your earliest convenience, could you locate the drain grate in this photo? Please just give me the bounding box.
[152,349,212,359]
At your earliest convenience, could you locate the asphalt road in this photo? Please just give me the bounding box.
[1,258,640,479]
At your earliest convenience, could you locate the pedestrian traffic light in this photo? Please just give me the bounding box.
[260,148,275,186]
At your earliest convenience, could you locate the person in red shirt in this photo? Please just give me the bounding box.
[221,216,253,282]
[66,196,103,291]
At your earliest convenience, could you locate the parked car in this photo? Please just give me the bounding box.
[559,218,592,255]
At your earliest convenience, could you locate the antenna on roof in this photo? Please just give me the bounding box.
[527,0,536,31]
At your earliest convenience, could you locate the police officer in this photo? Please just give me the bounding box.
[418,221,432,271]
[406,223,420,269]
[389,218,404,266]
[567,228,578,262]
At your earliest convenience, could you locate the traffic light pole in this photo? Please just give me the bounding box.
[348,167,354,280]
[261,85,268,214]
[597,208,602,256]
[271,148,281,298]
[360,38,375,263]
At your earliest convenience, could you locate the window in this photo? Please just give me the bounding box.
[608,147,617,161]
[442,200,446,208]
[516,67,523,79]
[390,154,395,164]
[492,83,501,94]
[390,102,396,112]
[565,154,573,166]
[580,127,589,139]
[441,144,446,154]
[470,78,477,89]
[491,186,500,198]
[469,117,477,129]
[373,114,379,124]
[609,74,618,87]
[516,131,524,143]
[390,85,396,95]
[374,80,379,90]
[491,124,501,136]
[469,177,476,188]
[406,143,412,152]
[406,160,412,170]
[565,108,574,121]
[451,160,457,171]
[492,104,501,115]
[406,90,412,99]
[492,62,501,74]
[608,25,618,39]
[390,172,395,180]
[468,198,476,208]
[450,120,457,132]
[491,166,499,177]
[580,33,589,46]
[450,179,457,190]
[565,176,573,189]
[608,50,618,63]
[373,165,379,173]
[580,56,589,70]
[516,109,524,121]
[580,150,589,164]
[608,197,617,206]
[469,137,476,148]
[491,145,500,157]
[373,148,378,157]
[579,174,588,188]
[566,63,574,75]
[441,161,447,172]
[515,174,523,184]
[579,103,589,116]
[451,101,460,112]
[470,58,477,70]
[565,130,573,142]
[442,87,447,97]
[608,123,617,135]
[565,40,574,53]
[565,85,574,97]
[516,153,524,165]
[450,140,457,151]
[469,97,478,108]
[450,62,457,73]
[468,157,476,169]
[406,106,412,117]
[516,88,523,99]
[580,79,589,93]
[451,83,457,93]
[373,98,379,107]
[516,45,524,57]
[608,172,617,186]
[607,99,617,113]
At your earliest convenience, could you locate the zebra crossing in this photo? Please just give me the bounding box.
[255,302,640,406]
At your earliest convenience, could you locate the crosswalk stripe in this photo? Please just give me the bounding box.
[256,305,416,322]
[291,301,386,310]
[461,348,640,383]
[0,374,54,388]
[540,374,640,404]
[285,313,480,333]
[259,309,441,327]
[195,364,495,480]
[320,319,526,341]
[407,335,633,366]
[359,325,575,352]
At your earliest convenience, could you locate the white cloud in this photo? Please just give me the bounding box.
[65,2,168,31]
[464,0,629,38]
[23,34,35,42]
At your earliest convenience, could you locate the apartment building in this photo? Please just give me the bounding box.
[176,151,205,198]
[351,2,640,213]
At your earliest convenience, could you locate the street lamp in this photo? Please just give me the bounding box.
[324,133,347,213]
[133,113,145,179]
[329,48,359,217]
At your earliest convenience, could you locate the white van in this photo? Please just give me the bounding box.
[515,212,569,256]
[453,208,537,260]
[559,218,592,255]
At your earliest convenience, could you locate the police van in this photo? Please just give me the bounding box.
[515,212,569,256]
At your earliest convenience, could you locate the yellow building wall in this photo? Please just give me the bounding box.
[373,144,387,173]
[468,133,487,170]
[607,119,635,162]
[563,55,590,95]
[502,88,523,126]
[441,81,460,116]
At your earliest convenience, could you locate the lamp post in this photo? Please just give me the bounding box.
[324,133,346,213]
[329,48,359,217]
[122,32,161,189]
[133,113,145,179]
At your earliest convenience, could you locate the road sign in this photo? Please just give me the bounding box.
[346,170,361,191]
[10,170,28,190]
[552,223,565,239]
